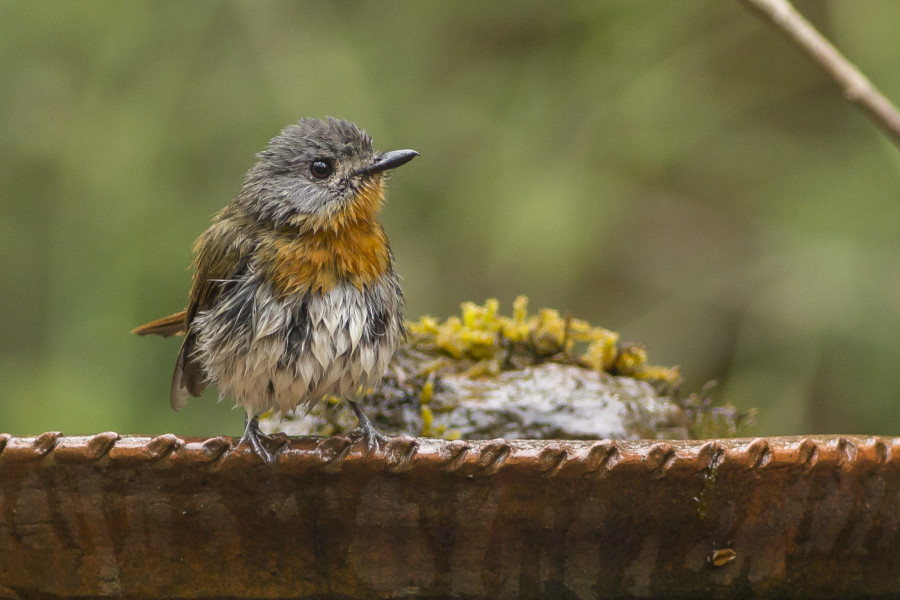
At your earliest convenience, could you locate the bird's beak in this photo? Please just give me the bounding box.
[355,149,419,176]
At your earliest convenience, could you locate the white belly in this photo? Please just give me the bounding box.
[194,278,403,418]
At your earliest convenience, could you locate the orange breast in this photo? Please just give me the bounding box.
[261,182,392,295]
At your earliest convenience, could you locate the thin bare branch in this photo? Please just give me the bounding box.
[740,0,900,148]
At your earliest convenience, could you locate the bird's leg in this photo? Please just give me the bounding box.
[239,415,275,463]
[347,400,387,458]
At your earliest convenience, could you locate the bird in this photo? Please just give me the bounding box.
[133,117,418,462]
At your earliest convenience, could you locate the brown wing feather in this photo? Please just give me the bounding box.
[167,214,257,410]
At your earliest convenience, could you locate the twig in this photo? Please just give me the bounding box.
[739,0,900,148]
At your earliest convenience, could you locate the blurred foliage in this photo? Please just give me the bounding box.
[1,1,899,438]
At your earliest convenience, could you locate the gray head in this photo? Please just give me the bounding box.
[238,117,418,228]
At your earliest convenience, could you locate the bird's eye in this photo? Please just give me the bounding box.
[310,160,333,179]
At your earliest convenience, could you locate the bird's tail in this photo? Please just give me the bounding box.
[132,310,188,337]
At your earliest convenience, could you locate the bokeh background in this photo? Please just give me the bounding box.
[2,1,899,438]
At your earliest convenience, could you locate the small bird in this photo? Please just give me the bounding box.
[133,117,418,462]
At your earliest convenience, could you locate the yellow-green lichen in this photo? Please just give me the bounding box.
[408,296,679,390]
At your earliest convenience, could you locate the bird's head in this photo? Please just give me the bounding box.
[239,117,418,230]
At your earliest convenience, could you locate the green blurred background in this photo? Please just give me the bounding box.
[2,1,899,438]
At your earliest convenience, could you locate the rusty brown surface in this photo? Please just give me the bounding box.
[1,433,899,599]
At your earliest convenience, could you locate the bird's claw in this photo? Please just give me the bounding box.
[239,416,276,463]
[348,401,388,459]
[349,420,388,458]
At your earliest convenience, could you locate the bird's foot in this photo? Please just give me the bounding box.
[347,401,388,458]
[239,415,275,463]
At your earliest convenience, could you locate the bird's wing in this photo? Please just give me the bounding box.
[172,217,256,410]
